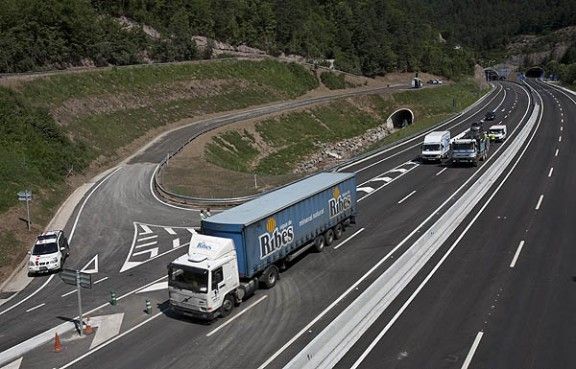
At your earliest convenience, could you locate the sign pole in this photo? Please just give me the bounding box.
[76,270,83,337]
[26,193,31,231]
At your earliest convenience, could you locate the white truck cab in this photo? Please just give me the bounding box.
[28,230,69,275]
[168,234,241,320]
[421,131,451,162]
[488,125,507,142]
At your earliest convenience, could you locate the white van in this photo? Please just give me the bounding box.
[488,125,507,142]
[28,230,69,274]
[421,131,451,162]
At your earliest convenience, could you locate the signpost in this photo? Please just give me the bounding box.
[60,269,92,336]
[17,190,32,230]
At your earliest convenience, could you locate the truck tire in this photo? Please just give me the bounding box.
[314,236,325,252]
[324,229,335,246]
[333,224,343,240]
[220,294,234,318]
[473,159,478,167]
[260,265,279,289]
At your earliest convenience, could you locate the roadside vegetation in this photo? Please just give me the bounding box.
[320,72,349,90]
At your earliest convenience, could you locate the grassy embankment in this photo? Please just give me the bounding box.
[162,79,486,197]
[0,59,318,278]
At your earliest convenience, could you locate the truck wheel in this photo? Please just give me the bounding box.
[220,294,234,318]
[314,236,325,252]
[333,224,343,240]
[324,229,335,246]
[260,265,279,289]
[473,160,478,167]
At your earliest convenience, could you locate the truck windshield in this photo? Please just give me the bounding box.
[422,144,441,151]
[452,143,474,151]
[32,242,58,255]
[489,129,503,135]
[168,265,208,293]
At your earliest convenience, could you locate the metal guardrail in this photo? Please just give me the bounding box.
[154,82,499,208]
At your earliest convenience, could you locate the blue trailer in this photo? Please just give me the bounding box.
[168,172,357,319]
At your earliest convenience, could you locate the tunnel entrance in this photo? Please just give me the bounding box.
[484,68,500,81]
[525,67,545,78]
[387,109,414,130]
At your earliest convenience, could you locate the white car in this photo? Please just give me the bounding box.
[488,125,507,142]
[28,230,70,274]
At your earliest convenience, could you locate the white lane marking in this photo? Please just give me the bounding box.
[138,225,152,235]
[2,357,22,369]
[94,277,109,285]
[560,126,563,131]
[187,228,196,234]
[371,176,392,182]
[548,167,554,177]
[137,235,158,242]
[555,148,559,156]
[461,332,484,369]
[60,311,164,369]
[172,238,180,248]
[334,228,365,250]
[132,248,159,258]
[257,84,531,369]
[535,194,544,210]
[0,274,54,317]
[164,227,176,235]
[89,313,124,350]
[388,168,408,174]
[504,115,508,118]
[436,168,447,176]
[136,281,168,294]
[501,108,506,112]
[561,118,564,123]
[358,164,420,202]
[25,303,45,313]
[80,255,98,274]
[510,241,525,268]
[357,187,375,194]
[61,290,77,298]
[206,295,268,337]
[398,190,416,204]
[559,136,562,142]
[135,241,158,249]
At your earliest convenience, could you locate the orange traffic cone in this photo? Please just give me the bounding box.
[54,332,62,353]
[83,316,94,335]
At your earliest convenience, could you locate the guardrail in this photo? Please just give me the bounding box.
[153,82,498,208]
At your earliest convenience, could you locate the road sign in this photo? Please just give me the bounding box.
[60,268,92,289]
[17,190,32,201]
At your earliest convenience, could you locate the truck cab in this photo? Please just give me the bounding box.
[168,233,241,320]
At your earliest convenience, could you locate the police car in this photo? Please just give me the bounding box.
[28,230,70,274]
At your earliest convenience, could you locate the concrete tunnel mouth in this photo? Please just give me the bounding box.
[525,67,545,78]
[387,108,414,129]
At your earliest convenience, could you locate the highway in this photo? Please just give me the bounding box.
[2,79,572,369]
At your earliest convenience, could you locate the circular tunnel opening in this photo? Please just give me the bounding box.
[525,67,545,79]
[387,109,414,129]
[484,68,500,81]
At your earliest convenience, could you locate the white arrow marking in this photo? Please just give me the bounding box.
[90,313,124,350]
[81,255,98,274]
[172,238,180,248]
[388,168,408,174]
[357,187,374,194]
[1,357,22,369]
[136,281,168,294]
[132,248,159,258]
[371,177,392,183]
[139,225,152,235]
[165,227,176,235]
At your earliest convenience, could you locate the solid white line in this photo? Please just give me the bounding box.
[510,241,525,268]
[257,84,531,369]
[206,295,268,337]
[535,194,544,210]
[137,235,158,241]
[61,290,77,298]
[555,148,559,156]
[436,168,447,176]
[334,228,365,250]
[132,248,158,258]
[0,275,54,317]
[59,311,164,369]
[135,241,158,249]
[94,277,109,285]
[548,167,554,177]
[559,136,562,142]
[461,332,484,369]
[164,227,177,235]
[25,303,45,313]
[398,190,416,204]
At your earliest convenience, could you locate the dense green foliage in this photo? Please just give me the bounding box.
[0,87,92,212]
[320,72,347,90]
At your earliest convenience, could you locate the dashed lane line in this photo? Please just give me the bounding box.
[334,228,366,250]
[535,194,544,210]
[25,304,45,313]
[61,290,76,298]
[207,295,268,338]
[461,332,484,369]
[94,277,109,285]
[510,241,525,268]
[555,148,559,157]
[436,168,448,176]
[548,167,554,177]
[398,190,417,204]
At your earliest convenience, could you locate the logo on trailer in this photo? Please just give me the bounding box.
[329,185,352,218]
[259,217,294,259]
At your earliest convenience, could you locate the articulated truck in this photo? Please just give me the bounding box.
[168,172,357,320]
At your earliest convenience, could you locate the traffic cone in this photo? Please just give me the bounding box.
[54,332,62,353]
[83,316,94,335]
